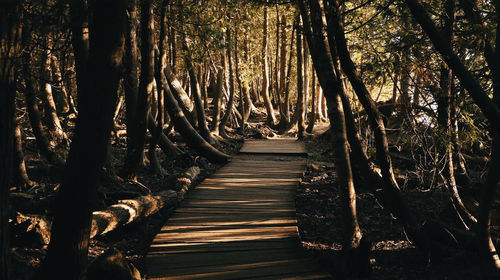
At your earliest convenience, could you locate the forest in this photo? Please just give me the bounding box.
[1,0,500,279]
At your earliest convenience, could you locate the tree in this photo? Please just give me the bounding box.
[122,0,155,178]
[37,0,128,277]
[297,0,364,275]
[1,1,24,278]
[261,5,277,125]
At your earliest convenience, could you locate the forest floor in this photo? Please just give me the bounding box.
[8,105,500,279]
[299,130,500,279]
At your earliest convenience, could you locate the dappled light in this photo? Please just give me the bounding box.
[145,139,330,279]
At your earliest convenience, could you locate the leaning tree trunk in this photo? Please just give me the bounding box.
[40,37,68,146]
[21,30,61,165]
[163,66,230,163]
[37,0,128,278]
[69,0,89,109]
[0,2,24,278]
[234,25,246,134]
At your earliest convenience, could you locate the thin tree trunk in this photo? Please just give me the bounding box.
[296,3,363,274]
[234,26,246,134]
[211,66,223,135]
[13,117,31,189]
[123,0,139,167]
[50,54,70,114]
[164,66,230,163]
[325,0,428,252]
[279,14,288,122]
[439,0,476,228]
[261,6,277,125]
[40,37,67,146]
[181,24,213,143]
[122,0,154,178]
[296,20,305,140]
[219,27,236,137]
[306,65,317,133]
[22,38,61,165]
[38,0,127,277]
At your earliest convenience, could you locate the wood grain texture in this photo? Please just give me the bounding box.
[146,138,332,279]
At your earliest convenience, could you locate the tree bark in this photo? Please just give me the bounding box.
[0,2,23,278]
[40,37,68,146]
[219,27,237,137]
[13,117,31,189]
[163,66,230,163]
[149,0,170,175]
[38,0,128,278]
[261,6,277,125]
[404,0,500,133]
[306,66,317,133]
[50,54,70,114]
[297,2,363,274]
[211,67,223,135]
[296,20,305,140]
[122,0,155,178]
[325,0,427,253]
[123,0,139,161]
[181,25,213,143]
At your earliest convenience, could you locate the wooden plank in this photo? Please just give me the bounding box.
[148,258,326,280]
[146,139,332,279]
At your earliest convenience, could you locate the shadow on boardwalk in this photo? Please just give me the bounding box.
[145,138,332,279]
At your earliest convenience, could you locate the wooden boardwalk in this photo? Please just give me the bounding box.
[146,138,332,279]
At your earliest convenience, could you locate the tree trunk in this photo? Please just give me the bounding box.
[22,35,62,165]
[181,25,213,143]
[0,2,23,278]
[219,27,236,138]
[122,0,154,178]
[306,65,317,133]
[325,0,428,253]
[439,0,476,228]
[279,14,288,123]
[50,54,70,114]
[123,0,139,162]
[149,0,170,175]
[38,0,128,278]
[296,20,305,140]
[13,117,31,189]
[297,2,363,275]
[163,66,230,163]
[40,37,68,146]
[261,6,277,125]
[211,67,223,135]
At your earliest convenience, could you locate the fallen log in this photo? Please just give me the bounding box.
[173,166,201,201]
[11,166,201,244]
